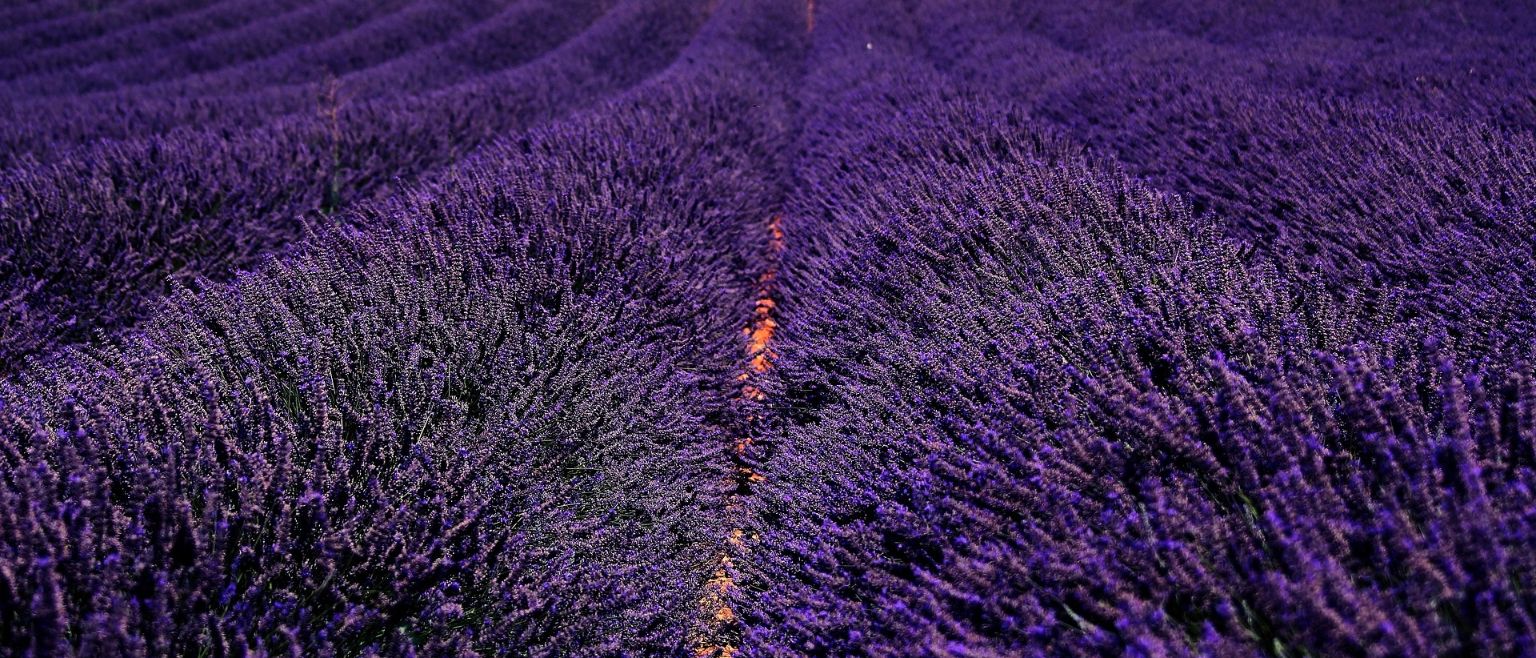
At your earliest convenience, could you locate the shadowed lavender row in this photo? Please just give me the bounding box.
[0,66,786,655]
[737,1,1536,655]
[0,1,803,653]
[0,0,707,373]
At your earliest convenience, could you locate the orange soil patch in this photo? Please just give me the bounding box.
[694,215,784,658]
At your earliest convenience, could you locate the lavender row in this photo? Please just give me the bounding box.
[163,0,512,96]
[0,0,707,374]
[735,2,1536,653]
[0,0,215,63]
[920,0,1536,357]
[3,0,426,97]
[0,0,609,162]
[1040,77,1536,358]
[0,0,312,85]
[742,75,1536,655]
[0,60,788,654]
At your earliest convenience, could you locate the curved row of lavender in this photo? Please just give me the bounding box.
[1,0,792,653]
[739,1,1536,656]
[1,0,700,372]
[3,0,1535,655]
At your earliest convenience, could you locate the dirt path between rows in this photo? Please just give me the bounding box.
[694,214,784,658]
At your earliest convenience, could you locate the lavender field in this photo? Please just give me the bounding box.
[2,0,1535,655]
